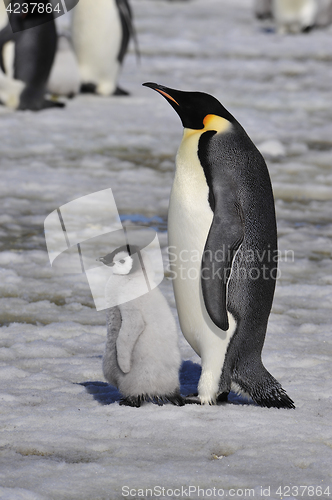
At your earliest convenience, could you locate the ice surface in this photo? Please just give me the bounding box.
[0,0,331,499]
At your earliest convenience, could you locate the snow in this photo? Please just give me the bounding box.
[0,0,332,498]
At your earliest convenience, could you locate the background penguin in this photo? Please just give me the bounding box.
[99,245,183,407]
[143,82,295,409]
[0,1,22,108]
[71,0,138,96]
[0,66,24,108]
[0,1,64,110]
[0,1,24,110]
[254,0,273,20]
[47,34,80,99]
[0,1,7,29]
[272,0,317,33]
[315,0,332,27]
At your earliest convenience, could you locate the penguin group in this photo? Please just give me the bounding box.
[101,81,295,409]
[254,0,332,33]
[0,0,137,110]
[1,0,297,410]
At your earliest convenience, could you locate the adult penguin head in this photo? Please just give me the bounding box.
[143,82,236,130]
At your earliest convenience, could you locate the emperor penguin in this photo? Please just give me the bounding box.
[254,0,273,20]
[47,35,80,99]
[0,1,24,108]
[99,245,183,407]
[311,0,332,28]
[0,1,64,110]
[143,83,295,409]
[71,0,138,96]
[0,1,7,30]
[272,0,318,33]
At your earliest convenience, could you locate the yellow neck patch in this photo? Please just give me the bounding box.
[183,114,231,140]
[203,114,231,133]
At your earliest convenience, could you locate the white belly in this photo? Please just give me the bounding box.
[168,127,237,403]
[2,42,14,78]
[168,173,212,354]
[0,1,7,29]
[47,36,80,97]
[273,0,317,31]
[71,0,122,94]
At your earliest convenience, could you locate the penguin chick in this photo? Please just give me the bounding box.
[143,82,295,409]
[99,245,184,407]
[98,247,135,275]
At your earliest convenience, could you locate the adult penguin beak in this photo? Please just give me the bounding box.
[142,81,208,130]
[142,82,187,124]
[143,82,180,107]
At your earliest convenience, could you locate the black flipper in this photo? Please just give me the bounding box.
[198,130,245,331]
[201,203,244,331]
[116,0,140,64]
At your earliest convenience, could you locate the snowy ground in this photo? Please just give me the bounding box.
[0,0,332,499]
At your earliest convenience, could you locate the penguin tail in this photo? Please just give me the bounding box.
[116,0,140,64]
[232,362,295,409]
[252,384,295,409]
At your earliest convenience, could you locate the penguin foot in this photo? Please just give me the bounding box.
[113,87,130,95]
[18,99,65,111]
[42,99,66,109]
[216,392,229,404]
[183,391,229,405]
[113,86,130,96]
[166,391,185,406]
[150,391,185,406]
[183,393,201,404]
[119,395,142,407]
[119,392,185,407]
[80,83,97,94]
[256,12,273,20]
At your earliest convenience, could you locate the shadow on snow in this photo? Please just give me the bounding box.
[79,360,252,406]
